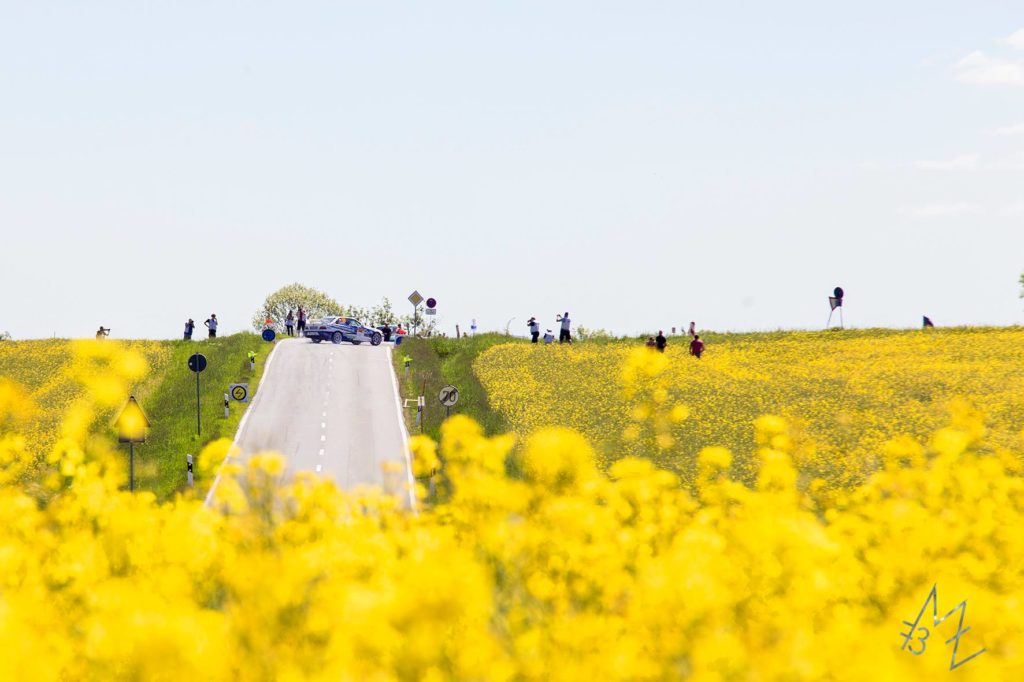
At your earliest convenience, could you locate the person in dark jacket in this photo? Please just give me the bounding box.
[689,334,704,359]
[655,331,667,352]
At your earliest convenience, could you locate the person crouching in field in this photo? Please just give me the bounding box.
[184,318,195,340]
[689,334,704,359]
[646,336,656,349]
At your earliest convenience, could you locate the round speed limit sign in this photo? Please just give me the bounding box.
[438,385,459,407]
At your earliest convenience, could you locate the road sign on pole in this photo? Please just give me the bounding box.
[425,308,436,315]
[439,385,459,418]
[188,353,208,373]
[426,297,436,308]
[116,396,150,492]
[188,353,207,436]
[229,383,249,403]
[408,290,424,306]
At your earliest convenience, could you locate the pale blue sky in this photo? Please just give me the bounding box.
[1,2,1022,339]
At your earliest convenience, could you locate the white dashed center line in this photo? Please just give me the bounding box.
[318,449,324,456]
[320,434,326,442]
[315,464,322,472]
[321,422,326,429]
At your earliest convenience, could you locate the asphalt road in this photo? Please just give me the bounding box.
[214,338,414,507]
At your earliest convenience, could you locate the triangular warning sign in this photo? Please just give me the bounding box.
[116,396,150,443]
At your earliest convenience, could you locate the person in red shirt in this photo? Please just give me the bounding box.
[689,334,704,359]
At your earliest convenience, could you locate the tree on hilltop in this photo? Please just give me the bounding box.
[252,284,345,331]
[0,331,11,342]
[253,285,414,331]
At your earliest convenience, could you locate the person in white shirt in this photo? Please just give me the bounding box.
[527,317,540,343]
[543,329,555,344]
[556,312,572,343]
[205,314,218,339]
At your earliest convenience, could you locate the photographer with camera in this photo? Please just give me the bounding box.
[95,326,110,340]
[556,312,572,344]
[527,317,540,343]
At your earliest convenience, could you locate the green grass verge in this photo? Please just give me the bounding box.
[392,333,519,441]
[133,333,275,500]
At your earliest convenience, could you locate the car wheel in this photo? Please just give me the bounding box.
[370,332,382,346]
[332,332,343,344]
[311,337,322,344]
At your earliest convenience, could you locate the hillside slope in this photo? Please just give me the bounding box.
[0,334,271,499]
[474,327,1024,487]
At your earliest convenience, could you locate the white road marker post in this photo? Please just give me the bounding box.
[186,454,194,487]
[416,395,425,433]
[223,393,230,419]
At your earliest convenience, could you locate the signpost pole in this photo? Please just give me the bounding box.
[196,369,201,436]
[116,395,150,493]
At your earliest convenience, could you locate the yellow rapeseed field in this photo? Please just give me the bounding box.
[475,328,1024,488]
[1,339,1021,679]
[0,340,170,478]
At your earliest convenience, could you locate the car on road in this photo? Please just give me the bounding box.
[305,317,383,346]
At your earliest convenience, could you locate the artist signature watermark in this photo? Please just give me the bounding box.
[899,584,985,671]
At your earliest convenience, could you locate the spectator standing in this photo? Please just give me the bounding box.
[285,310,295,336]
[656,330,667,352]
[381,323,392,342]
[543,329,555,344]
[527,317,540,343]
[95,326,110,340]
[205,314,218,339]
[556,312,572,343]
[184,318,195,340]
[690,334,704,359]
[297,307,307,336]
